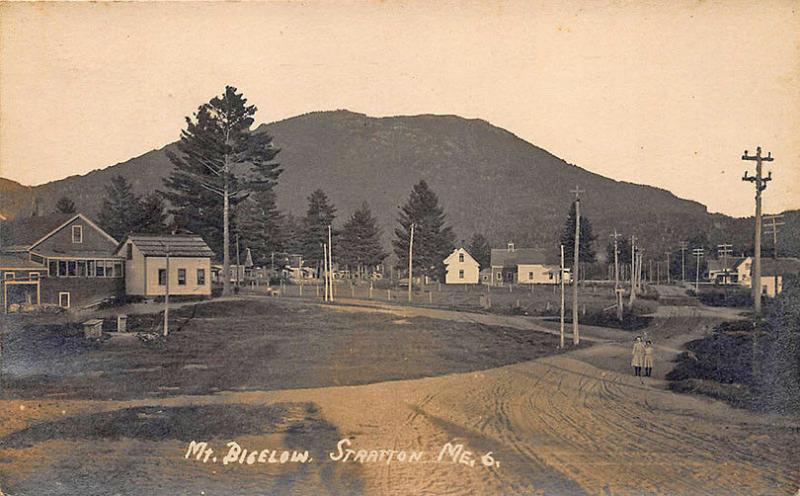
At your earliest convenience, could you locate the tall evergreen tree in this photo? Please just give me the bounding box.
[299,189,336,269]
[135,193,168,234]
[560,201,596,264]
[468,233,491,270]
[338,202,387,275]
[393,180,455,280]
[237,189,285,266]
[55,196,76,214]
[99,176,140,239]
[163,86,281,295]
[281,213,303,255]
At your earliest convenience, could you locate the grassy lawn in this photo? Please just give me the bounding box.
[269,281,624,316]
[2,299,567,401]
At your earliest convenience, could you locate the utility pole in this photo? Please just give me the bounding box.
[570,186,584,345]
[679,242,688,283]
[559,244,565,349]
[717,243,733,284]
[163,241,170,337]
[235,232,241,290]
[742,146,775,316]
[328,225,334,302]
[665,251,671,284]
[629,235,637,305]
[323,243,329,301]
[408,222,415,304]
[693,248,704,292]
[764,214,784,293]
[611,229,621,292]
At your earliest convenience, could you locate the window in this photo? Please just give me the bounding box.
[4,272,14,280]
[178,268,186,285]
[72,225,83,244]
[158,269,167,286]
[77,260,87,277]
[458,253,464,263]
[105,261,115,278]
[459,269,464,279]
[197,268,206,285]
[95,261,105,277]
[48,260,57,276]
[29,272,40,281]
[87,260,96,277]
[113,262,123,278]
[548,273,554,280]
[30,253,44,264]
[496,273,502,280]
[67,260,77,277]
[126,244,133,260]
[58,261,67,277]
[528,272,534,280]
[59,292,70,308]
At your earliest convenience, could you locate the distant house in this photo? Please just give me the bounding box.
[739,256,800,297]
[490,243,563,285]
[0,213,123,311]
[707,258,746,285]
[443,247,480,284]
[116,234,213,297]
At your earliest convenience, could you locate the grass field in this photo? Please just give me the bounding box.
[262,280,633,316]
[1,298,568,401]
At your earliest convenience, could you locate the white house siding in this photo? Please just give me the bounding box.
[124,242,147,295]
[517,264,558,285]
[143,257,211,296]
[444,248,480,284]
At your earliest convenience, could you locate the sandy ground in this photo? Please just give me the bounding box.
[1,292,798,495]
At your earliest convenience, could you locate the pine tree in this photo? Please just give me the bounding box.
[338,202,387,276]
[55,196,76,214]
[99,176,140,239]
[560,201,596,264]
[135,193,168,234]
[163,86,281,295]
[299,189,336,270]
[468,233,491,270]
[393,180,455,280]
[237,189,285,266]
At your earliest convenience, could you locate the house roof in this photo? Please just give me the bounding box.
[121,234,215,258]
[0,253,45,270]
[490,247,552,267]
[444,247,479,266]
[707,258,746,273]
[0,213,76,250]
[760,257,800,277]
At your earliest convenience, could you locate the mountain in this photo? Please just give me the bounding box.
[0,110,792,258]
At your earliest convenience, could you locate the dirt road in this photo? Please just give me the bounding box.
[1,295,798,495]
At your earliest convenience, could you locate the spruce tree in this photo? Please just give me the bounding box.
[560,201,596,264]
[135,193,168,234]
[99,176,140,239]
[163,86,281,295]
[338,202,387,276]
[55,196,76,214]
[237,189,285,266]
[299,189,336,270]
[393,180,455,280]
[468,233,491,270]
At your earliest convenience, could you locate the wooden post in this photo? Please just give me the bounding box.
[571,186,584,345]
[559,244,565,349]
[742,147,775,316]
[408,223,415,304]
[163,242,170,337]
[328,225,334,302]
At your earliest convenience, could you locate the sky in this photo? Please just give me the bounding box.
[0,0,798,217]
